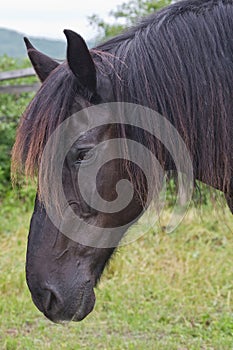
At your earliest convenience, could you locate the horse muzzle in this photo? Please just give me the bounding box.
[30,280,96,323]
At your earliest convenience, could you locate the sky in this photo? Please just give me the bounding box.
[0,0,125,41]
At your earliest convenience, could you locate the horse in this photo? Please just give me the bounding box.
[12,0,233,323]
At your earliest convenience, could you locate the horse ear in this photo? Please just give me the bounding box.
[24,37,59,82]
[64,30,96,92]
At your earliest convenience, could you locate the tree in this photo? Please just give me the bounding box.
[89,0,175,41]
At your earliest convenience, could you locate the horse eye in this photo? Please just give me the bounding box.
[75,148,94,165]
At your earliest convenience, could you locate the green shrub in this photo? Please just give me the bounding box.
[0,56,36,199]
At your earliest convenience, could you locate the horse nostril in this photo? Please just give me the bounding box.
[43,288,60,313]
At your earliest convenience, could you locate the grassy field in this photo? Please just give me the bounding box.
[0,198,233,350]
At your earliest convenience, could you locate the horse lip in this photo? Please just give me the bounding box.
[71,282,96,321]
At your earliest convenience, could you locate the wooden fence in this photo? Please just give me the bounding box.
[0,68,40,94]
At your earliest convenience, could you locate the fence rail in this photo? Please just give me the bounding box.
[0,68,40,94]
[0,68,35,81]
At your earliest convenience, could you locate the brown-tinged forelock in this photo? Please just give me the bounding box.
[12,62,94,180]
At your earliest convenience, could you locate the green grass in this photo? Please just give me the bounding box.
[0,199,233,349]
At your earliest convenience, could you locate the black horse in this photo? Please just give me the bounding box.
[12,0,233,323]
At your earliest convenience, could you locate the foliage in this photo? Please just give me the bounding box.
[0,203,232,349]
[0,55,37,199]
[89,0,175,41]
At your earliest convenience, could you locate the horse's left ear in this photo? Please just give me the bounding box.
[64,30,96,92]
[24,38,59,82]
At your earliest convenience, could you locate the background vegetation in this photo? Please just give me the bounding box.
[0,56,36,202]
[0,0,233,349]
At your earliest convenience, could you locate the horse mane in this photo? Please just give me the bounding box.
[12,0,233,197]
[94,0,233,193]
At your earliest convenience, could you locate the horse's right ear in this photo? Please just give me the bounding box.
[64,30,96,92]
[24,37,59,82]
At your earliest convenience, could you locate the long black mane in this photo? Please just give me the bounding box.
[13,0,233,197]
[93,0,233,193]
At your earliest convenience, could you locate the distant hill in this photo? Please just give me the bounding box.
[0,28,66,59]
[0,28,96,59]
